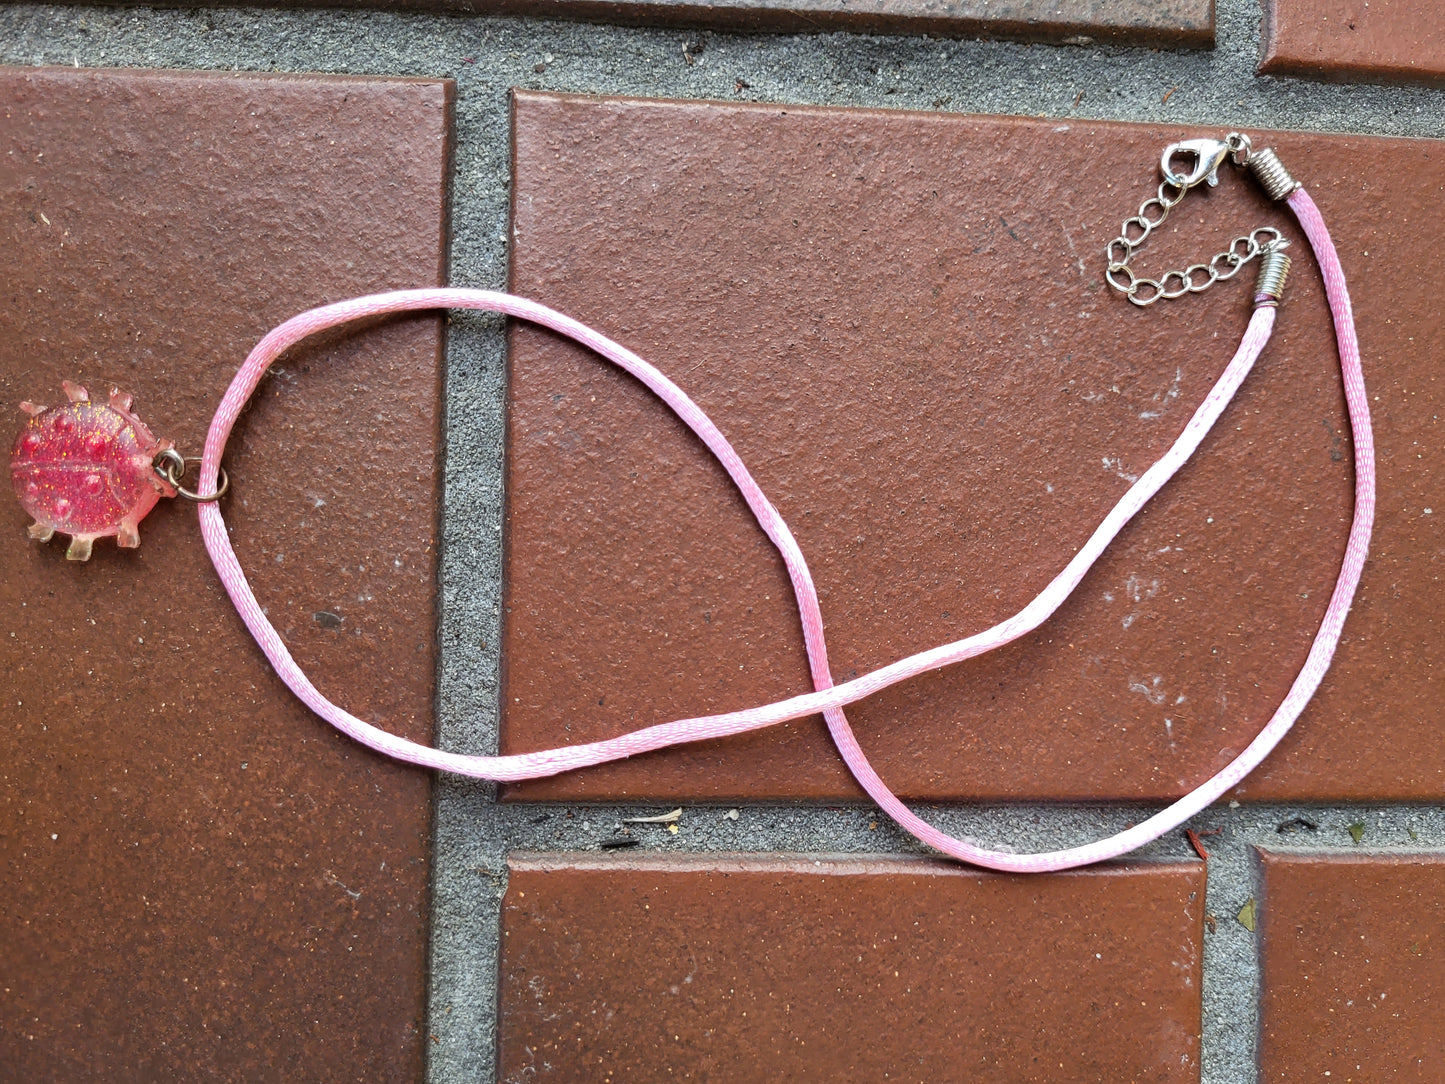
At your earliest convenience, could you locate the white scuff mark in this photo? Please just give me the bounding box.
[1139,367,1184,419]
[669,947,700,995]
[1125,574,1160,603]
[1129,674,1167,705]
[323,870,361,900]
[1059,223,1087,277]
[1102,456,1138,483]
[1122,574,1159,628]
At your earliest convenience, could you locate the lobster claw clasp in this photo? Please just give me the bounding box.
[1160,138,1232,191]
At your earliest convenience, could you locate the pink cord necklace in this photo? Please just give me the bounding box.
[10,133,1374,873]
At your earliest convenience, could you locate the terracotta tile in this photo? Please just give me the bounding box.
[114,0,1212,47]
[503,93,1442,803]
[0,67,450,1080]
[1258,850,1445,1080]
[500,853,1205,1081]
[553,0,1211,44]
[543,0,1213,45]
[1261,0,1445,88]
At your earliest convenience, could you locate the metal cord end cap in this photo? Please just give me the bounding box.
[1246,147,1301,202]
[1255,242,1292,306]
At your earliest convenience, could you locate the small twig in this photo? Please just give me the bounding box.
[1185,828,1210,861]
[1072,89,1084,109]
[622,808,683,824]
[1161,86,1178,105]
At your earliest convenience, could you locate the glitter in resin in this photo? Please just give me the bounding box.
[10,381,177,561]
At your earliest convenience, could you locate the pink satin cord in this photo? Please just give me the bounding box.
[197,183,1373,872]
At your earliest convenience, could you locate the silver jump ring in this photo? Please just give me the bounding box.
[1251,226,1283,248]
[1157,179,1186,208]
[153,449,230,503]
[1138,198,1169,227]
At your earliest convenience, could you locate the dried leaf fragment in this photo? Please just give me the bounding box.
[1237,898,1257,932]
[1348,821,1366,844]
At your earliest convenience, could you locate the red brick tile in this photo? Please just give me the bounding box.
[1261,0,1445,87]
[503,93,1443,804]
[522,0,1212,46]
[500,854,1205,1081]
[157,0,1212,47]
[0,67,450,1080]
[1258,850,1445,1081]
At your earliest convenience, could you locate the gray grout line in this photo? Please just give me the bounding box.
[427,782,506,1081]
[424,800,1445,859]
[2,3,1442,1081]
[1202,820,1266,1084]
[3,3,1445,140]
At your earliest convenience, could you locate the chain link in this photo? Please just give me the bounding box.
[1105,149,1280,307]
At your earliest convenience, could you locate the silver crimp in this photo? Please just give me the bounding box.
[1246,147,1301,202]
[1254,242,1292,305]
[1160,138,1232,191]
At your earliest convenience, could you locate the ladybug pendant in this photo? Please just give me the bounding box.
[10,381,177,561]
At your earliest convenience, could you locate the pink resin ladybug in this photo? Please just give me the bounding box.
[10,381,177,561]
